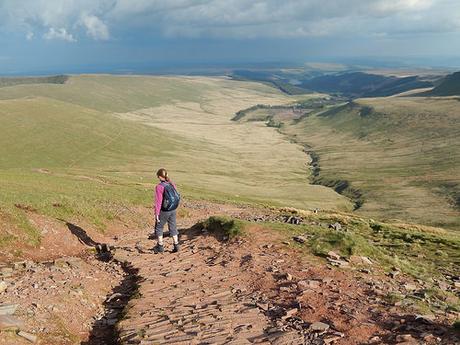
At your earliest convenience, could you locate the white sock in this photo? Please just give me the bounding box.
[157,235,163,246]
[172,235,179,245]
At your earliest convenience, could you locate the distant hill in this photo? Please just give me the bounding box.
[300,72,433,98]
[421,71,460,96]
[230,70,314,95]
[0,75,68,88]
[230,70,436,98]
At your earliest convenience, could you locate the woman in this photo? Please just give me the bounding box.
[153,168,180,253]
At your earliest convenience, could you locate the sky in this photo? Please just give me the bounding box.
[1,0,460,74]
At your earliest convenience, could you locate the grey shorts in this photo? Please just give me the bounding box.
[155,209,178,237]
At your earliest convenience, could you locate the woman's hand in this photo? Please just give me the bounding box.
[156,215,160,223]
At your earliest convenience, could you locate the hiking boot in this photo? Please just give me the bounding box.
[172,243,180,253]
[153,244,164,253]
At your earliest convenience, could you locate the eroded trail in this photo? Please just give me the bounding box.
[116,228,284,345]
[1,201,459,345]
[109,204,374,345]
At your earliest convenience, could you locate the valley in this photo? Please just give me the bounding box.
[0,75,459,344]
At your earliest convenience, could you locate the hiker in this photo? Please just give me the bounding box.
[153,168,181,253]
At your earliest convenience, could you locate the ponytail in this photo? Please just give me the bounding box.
[156,168,170,181]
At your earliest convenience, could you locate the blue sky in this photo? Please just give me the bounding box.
[1,0,460,74]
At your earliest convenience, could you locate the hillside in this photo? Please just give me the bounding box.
[0,75,68,88]
[0,75,459,344]
[235,96,460,230]
[0,75,350,250]
[300,72,434,98]
[422,71,460,96]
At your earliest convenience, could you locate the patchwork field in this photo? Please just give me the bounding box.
[0,75,350,248]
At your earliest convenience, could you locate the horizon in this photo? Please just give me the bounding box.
[2,1,460,75]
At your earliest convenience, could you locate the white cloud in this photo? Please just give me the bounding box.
[43,27,76,42]
[26,32,34,40]
[0,0,459,41]
[80,14,110,40]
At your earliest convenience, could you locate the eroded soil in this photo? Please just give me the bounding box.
[0,201,459,344]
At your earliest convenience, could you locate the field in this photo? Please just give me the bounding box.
[236,96,460,231]
[0,75,350,247]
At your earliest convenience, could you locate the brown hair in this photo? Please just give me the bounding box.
[156,168,170,181]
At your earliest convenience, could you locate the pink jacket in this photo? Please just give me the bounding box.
[154,181,177,216]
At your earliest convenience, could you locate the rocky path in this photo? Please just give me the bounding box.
[1,200,459,344]
[115,228,300,345]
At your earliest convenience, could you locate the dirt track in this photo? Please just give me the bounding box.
[1,201,459,344]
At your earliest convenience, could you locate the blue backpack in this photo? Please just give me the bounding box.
[161,182,180,212]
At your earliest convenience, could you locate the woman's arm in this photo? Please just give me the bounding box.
[154,184,165,217]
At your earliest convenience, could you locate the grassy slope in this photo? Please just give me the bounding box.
[0,75,350,246]
[423,71,460,96]
[288,97,460,230]
[255,209,460,314]
[238,96,460,230]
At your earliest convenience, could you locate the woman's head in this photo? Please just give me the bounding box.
[156,168,169,181]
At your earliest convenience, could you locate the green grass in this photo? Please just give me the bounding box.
[0,75,351,249]
[258,209,460,314]
[236,96,460,230]
[264,210,460,281]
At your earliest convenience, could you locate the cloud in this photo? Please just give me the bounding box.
[26,32,34,40]
[43,27,76,42]
[80,14,110,40]
[0,0,459,41]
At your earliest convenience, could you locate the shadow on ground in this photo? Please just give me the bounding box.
[65,221,99,247]
[81,261,140,345]
[370,312,460,344]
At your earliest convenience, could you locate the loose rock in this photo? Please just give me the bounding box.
[327,251,341,260]
[0,281,7,294]
[0,304,18,316]
[17,331,37,343]
[329,222,342,231]
[310,321,330,332]
[293,236,308,244]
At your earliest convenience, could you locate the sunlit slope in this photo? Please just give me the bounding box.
[282,97,460,229]
[0,97,182,169]
[0,75,281,113]
[0,76,350,244]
